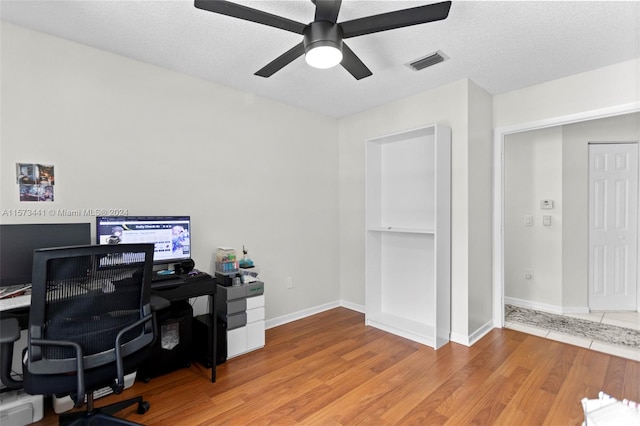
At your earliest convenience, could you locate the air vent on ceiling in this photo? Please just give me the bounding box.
[406,50,449,71]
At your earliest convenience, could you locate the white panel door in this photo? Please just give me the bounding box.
[588,143,638,311]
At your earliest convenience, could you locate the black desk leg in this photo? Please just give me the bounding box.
[209,293,217,383]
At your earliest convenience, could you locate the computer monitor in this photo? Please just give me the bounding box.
[95,216,191,267]
[0,223,91,288]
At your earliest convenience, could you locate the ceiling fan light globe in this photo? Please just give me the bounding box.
[305,45,343,69]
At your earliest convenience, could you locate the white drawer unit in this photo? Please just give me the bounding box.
[216,282,265,359]
[246,296,265,323]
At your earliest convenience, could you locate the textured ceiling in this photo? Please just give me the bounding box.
[1,0,639,118]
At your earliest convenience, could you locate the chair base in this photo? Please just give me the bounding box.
[59,396,149,426]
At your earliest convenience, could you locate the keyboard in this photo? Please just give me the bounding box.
[0,294,31,312]
[184,271,211,282]
[151,271,212,290]
[151,277,183,290]
[152,272,178,282]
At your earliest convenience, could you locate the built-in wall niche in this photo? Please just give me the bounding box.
[365,124,451,349]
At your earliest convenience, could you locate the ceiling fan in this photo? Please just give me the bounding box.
[194,0,452,80]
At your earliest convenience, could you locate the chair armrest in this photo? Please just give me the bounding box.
[30,338,85,407]
[113,313,154,393]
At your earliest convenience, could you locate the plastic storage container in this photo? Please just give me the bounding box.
[215,247,238,274]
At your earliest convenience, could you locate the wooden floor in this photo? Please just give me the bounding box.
[32,307,640,425]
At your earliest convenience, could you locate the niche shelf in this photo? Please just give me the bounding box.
[365,123,451,349]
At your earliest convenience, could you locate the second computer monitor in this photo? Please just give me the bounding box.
[95,216,191,267]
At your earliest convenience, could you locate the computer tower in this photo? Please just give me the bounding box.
[138,301,193,381]
[192,314,226,366]
[216,316,226,365]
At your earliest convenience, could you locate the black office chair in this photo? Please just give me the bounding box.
[0,243,160,425]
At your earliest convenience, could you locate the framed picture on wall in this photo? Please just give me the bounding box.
[16,163,55,202]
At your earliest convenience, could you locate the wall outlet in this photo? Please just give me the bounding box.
[286,276,294,289]
[524,269,533,280]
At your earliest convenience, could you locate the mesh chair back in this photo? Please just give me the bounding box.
[27,244,155,375]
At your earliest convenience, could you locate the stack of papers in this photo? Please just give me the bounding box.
[582,392,640,426]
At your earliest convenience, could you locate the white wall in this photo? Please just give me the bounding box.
[504,126,563,310]
[1,23,496,344]
[494,58,640,129]
[466,81,495,337]
[0,22,340,321]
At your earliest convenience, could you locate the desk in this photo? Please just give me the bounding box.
[151,275,217,382]
[0,293,31,312]
[0,275,217,383]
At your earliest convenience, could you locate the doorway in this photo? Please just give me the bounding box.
[494,106,640,327]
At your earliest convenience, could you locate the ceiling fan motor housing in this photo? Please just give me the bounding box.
[303,21,343,54]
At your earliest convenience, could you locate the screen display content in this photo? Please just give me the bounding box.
[0,223,91,288]
[96,216,191,265]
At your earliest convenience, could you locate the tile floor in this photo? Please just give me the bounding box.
[505,309,640,362]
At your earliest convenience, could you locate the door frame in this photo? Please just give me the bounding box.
[493,102,640,327]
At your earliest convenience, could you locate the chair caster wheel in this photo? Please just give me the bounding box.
[137,401,150,414]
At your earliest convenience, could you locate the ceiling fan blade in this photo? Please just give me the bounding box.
[255,42,306,78]
[340,42,372,80]
[340,1,452,39]
[195,0,306,34]
[314,0,342,23]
